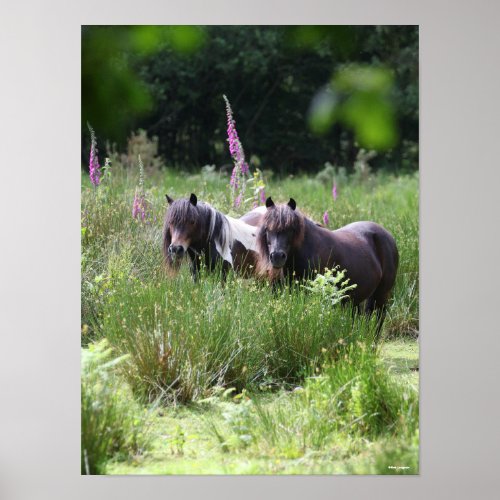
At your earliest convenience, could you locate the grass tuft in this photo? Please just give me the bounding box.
[81,340,151,474]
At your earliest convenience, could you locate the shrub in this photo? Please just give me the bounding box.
[302,266,358,307]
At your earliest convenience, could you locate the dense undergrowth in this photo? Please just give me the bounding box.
[81,151,419,474]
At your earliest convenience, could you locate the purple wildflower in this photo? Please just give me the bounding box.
[224,95,248,205]
[132,155,150,222]
[323,210,329,226]
[332,182,337,201]
[225,98,245,167]
[234,194,242,208]
[87,123,101,187]
[241,161,249,176]
[259,187,266,205]
[230,166,239,189]
[132,189,148,221]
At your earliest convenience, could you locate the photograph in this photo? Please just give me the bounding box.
[81,25,419,475]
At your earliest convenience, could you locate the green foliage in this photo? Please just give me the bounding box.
[82,25,418,173]
[81,160,418,473]
[207,346,418,470]
[99,269,378,403]
[81,340,150,474]
[346,431,419,474]
[309,65,397,151]
[302,266,358,307]
[82,26,205,142]
[81,162,419,340]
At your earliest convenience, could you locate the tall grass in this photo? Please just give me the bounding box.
[81,340,150,474]
[100,266,379,402]
[207,345,418,471]
[82,167,419,339]
[81,162,418,398]
[81,158,419,473]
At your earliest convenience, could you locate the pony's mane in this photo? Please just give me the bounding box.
[264,204,304,234]
[163,199,216,237]
[164,199,221,241]
[163,198,235,265]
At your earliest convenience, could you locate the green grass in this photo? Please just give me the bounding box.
[100,267,382,403]
[381,339,419,387]
[81,158,419,474]
[81,340,151,474]
[104,340,418,475]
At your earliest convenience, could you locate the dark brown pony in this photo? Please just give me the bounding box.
[163,193,265,280]
[257,197,399,330]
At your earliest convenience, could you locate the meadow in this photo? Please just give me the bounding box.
[81,145,419,475]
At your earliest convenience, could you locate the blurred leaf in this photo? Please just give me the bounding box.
[82,26,417,171]
[342,93,397,150]
[285,25,356,56]
[334,66,393,93]
[308,87,338,134]
[309,64,398,150]
[169,26,206,53]
[130,26,166,53]
[82,26,206,143]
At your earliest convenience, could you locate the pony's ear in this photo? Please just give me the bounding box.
[189,193,198,206]
[166,194,174,205]
[288,198,297,210]
[265,197,275,209]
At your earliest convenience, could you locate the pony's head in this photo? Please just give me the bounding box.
[162,193,214,265]
[257,197,305,274]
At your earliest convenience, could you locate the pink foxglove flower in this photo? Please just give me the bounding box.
[225,102,245,166]
[234,193,242,208]
[132,190,147,221]
[332,182,337,201]
[224,95,248,204]
[241,161,249,176]
[323,210,329,226]
[87,123,101,187]
[223,95,267,211]
[259,187,266,205]
[132,155,150,222]
[230,166,239,189]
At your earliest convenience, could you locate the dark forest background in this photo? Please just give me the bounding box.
[82,25,418,174]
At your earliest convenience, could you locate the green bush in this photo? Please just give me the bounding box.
[302,266,358,307]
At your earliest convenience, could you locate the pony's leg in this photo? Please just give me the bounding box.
[188,250,201,282]
[364,296,375,315]
[220,261,230,282]
[365,293,389,342]
[368,231,398,341]
[189,263,199,282]
[371,303,387,342]
[375,305,387,341]
[206,241,228,282]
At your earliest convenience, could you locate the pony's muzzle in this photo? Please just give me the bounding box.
[270,250,287,268]
[168,244,185,258]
